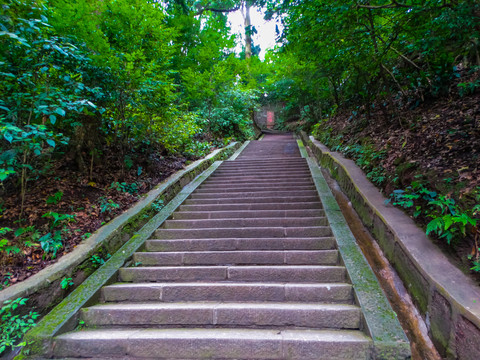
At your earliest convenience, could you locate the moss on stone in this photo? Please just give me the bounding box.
[307,155,410,357]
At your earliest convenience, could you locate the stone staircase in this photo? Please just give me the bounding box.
[51,135,386,359]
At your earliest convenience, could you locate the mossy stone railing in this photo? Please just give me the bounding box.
[300,131,480,360]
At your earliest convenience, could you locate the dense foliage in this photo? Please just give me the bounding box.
[263,0,480,125]
[0,0,265,305]
[262,0,480,272]
[0,0,261,205]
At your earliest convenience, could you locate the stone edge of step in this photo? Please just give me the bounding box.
[101,282,355,303]
[20,156,229,359]
[53,328,373,360]
[79,302,362,330]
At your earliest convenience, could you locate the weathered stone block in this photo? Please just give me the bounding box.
[393,243,429,314]
[454,316,480,360]
[372,215,396,261]
[428,291,452,357]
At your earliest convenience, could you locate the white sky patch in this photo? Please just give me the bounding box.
[228,7,279,60]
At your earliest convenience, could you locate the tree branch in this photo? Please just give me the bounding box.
[357,1,408,10]
[196,5,241,16]
[357,0,453,10]
[381,63,407,96]
[390,46,422,70]
[371,30,423,71]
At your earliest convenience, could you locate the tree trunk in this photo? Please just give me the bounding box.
[244,1,252,59]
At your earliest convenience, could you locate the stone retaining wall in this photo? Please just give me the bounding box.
[300,132,480,360]
[0,142,240,317]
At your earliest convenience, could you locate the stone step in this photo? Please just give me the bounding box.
[210,171,311,177]
[184,196,320,205]
[239,150,301,155]
[179,202,322,212]
[208,174,312,181]
[239,153,301,157]
[222,157,307,163]
[216,163,307,168]
[216,166,310,173]
[221,163,306,169]
[162,217,328,229]
[213,170,311,176]
[118,265,346,283]
[189,190,319,199]
[171,209,325,219]
[203,178,313,185]
[216,164,309,169]
[153,226,332,239]
[221,159,307,164]
[201,182,314,189]
[197,185,316,192]
[133,250,339,266]
[53,328,372,359]
[81,302,361,329]
[102,282,353,303]
[145,237,336,252]
[218,162,309,167]
[224,158,306,164]
[212,173,312,179]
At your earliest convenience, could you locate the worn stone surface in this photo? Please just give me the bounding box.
[226,265,346,282]
[172,209,325,219]
[184,195,320,204]
[102,282,353,303]
[179,202,322,211]
[281,329,372,360]
[454,315,480,360]
[81,302,361,329]
[429,291,452,357]
[133,250,338,266]
[154,226,332,239]
[53,328,367,359]
[145,237,336,252]
[163,216,328,228]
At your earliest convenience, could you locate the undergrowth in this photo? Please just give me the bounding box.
[312,122,388,186]
[312,122,480,273]
[0,298,39,355]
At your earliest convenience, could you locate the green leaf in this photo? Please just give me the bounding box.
[444,216,454,230]
[49,115,57,124]
[0,169,15,182]
[46,139,55,148]
[14,228,26,237]
[3,133,13,143]
[55,108,66,116]
[426,217,443,235]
